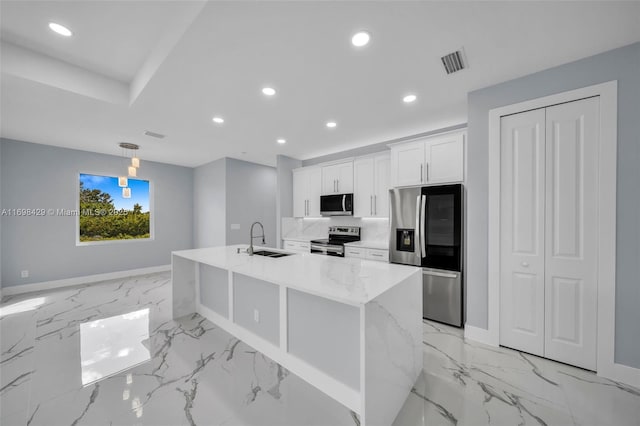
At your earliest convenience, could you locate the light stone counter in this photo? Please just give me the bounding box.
[172,245,422,426]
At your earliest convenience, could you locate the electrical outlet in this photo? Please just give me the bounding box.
[253,309,260,323]
[21,270,29,278]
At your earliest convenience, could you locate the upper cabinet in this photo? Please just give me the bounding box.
[390,130,465,187]
[354,154,390,217]
[321,161,353,195]
[293,167,322,218]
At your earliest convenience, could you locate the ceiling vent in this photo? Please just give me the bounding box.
[441,50,466,75]
[144,130,165,139]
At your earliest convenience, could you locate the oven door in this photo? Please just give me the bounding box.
[310,243,344,257]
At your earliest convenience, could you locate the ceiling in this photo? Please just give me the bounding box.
[1,1,639,168]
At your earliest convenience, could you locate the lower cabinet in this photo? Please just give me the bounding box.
[283,240,311,253]
[345,246,389,262]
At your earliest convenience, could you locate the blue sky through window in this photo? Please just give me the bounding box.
[80,174,150,211]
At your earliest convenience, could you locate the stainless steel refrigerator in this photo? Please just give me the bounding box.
[389,184,463,327]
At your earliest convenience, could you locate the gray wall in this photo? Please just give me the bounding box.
[194,158,226,248]
[275,155,302,248]
[225,158,277,247]
[0,138,194,287]
[466,42,640,368]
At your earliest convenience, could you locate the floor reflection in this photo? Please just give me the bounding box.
[80,308,151,386]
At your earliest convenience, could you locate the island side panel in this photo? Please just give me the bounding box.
[199,264,229,318]
[363,270,422,426]
[172,254,197,319]
[287,288,361,391]
[233,273,280,346]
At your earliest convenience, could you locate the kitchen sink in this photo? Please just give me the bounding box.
[252,250,293,258]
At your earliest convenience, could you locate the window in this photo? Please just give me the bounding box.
[79,173,151,243]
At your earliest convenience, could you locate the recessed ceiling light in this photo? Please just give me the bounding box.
[277,139,286,144]
[212,116,224,124]
[262,87,276,96]
[48,22,73,37]
[351,31,370,47]
[403,94,417,103]
[326,121,337,128]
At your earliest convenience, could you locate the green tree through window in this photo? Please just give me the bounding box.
[79,174,151,242]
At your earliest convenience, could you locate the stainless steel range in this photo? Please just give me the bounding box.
[310,226,360,257]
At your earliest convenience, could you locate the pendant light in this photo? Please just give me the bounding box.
[118,142,140,197]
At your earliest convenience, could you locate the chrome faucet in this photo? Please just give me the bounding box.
[247,221,265,256]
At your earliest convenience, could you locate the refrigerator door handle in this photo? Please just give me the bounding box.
[420,195,427,258]
[415,195,421,257]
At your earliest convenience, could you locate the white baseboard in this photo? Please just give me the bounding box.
[1,264,171,296]
[464,324,499,347]
[599,360,640,389]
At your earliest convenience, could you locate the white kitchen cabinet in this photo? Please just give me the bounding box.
[425,132,464,184]
[292,167,321,217]
[345,247,365,258]
[389,131,465,187]
[283,240,311,253]
[321,161,353,195]
[353,153,390,217]
[365,248,389,262]
[390,140,425,187]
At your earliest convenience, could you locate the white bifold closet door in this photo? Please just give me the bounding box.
[500,97,599,370]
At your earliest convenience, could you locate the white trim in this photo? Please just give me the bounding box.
[1,264,171,296]
[482,80,633,385]
[386,127,468,149]
[464,324,497,347]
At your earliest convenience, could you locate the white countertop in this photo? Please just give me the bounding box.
[344,241,389,250]
[172,245,419,306]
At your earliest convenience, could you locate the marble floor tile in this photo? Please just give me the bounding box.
[1,272,638,426]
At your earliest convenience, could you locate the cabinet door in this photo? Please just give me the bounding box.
[353,158,375,217]
[307,167,322,217]
[374,154,390,217]
[390,141,425,187]
[292,169,306,217]
[321,164,338,195]
[425,133,464,183]
[336,161,353,193]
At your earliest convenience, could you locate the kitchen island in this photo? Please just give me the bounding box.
[171,245,422,426]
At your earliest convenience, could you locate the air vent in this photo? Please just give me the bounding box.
[144,130,165,139]
[441,50,466,74]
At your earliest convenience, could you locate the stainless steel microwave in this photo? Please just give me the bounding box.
[320,193,353,216]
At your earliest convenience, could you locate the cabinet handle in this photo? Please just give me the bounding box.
[370,195,373,216]
[374,195,377,215]
[334,179,337,193]
[420,164,423,182]
[425,163,429,181]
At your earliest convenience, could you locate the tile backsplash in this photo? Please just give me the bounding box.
[281,217,389,242]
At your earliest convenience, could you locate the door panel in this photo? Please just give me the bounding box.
[426,133,464,183]
[391,141,424,187]
[499,108,546,357]
[293,170,305,217]
[307,167,322,217]
[544,97,599,370]
[354,158,374,217]
[374,155,390,217]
